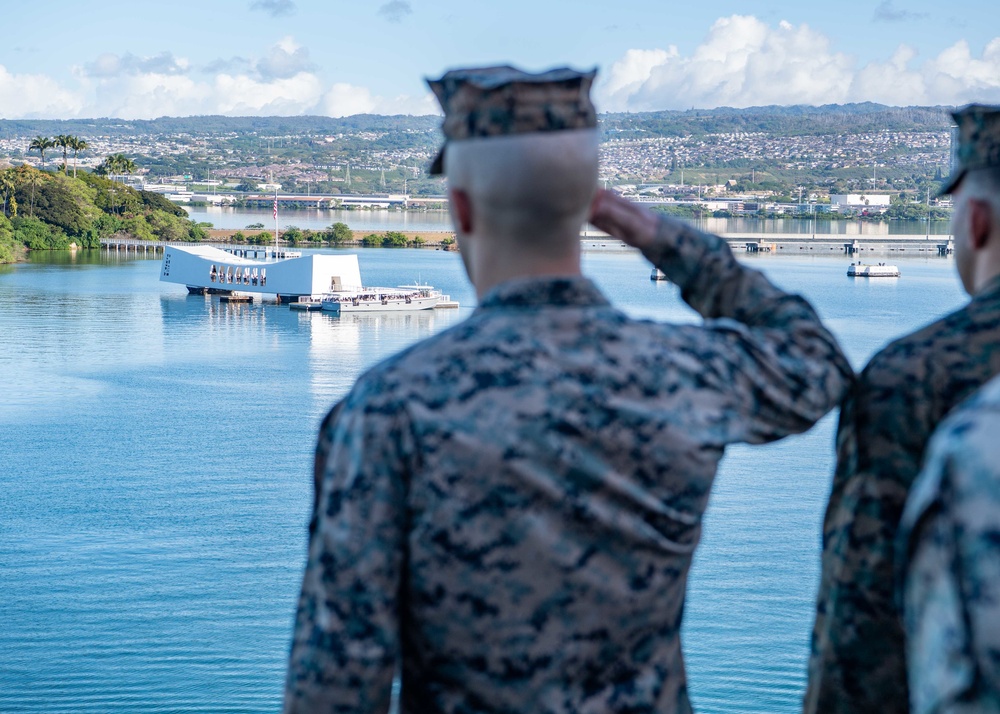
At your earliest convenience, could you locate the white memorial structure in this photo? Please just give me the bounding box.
[160,245,363,302]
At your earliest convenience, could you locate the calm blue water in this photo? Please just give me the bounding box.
[0,247,968,713]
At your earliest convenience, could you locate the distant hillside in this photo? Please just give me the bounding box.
[0,104,954,140]
[602,104,953,138]
[0,114,442,140]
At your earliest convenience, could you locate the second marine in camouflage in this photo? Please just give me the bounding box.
[807,104,1000,714]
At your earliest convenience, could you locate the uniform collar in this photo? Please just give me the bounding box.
[477,275,610,309]
[976,273,1000,301]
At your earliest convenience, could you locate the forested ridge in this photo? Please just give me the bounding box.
[0,166,205,264]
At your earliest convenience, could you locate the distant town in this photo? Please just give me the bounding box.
[0,104,955,220]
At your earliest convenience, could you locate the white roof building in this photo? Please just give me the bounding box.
[830,194,892,212]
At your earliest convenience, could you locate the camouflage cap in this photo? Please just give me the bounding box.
[425,65,598,175]
[940,104,1000,195]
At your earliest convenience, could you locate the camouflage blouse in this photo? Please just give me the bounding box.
[285,220,851,714]
[806,276,1000,714]
[900,373,1000,714]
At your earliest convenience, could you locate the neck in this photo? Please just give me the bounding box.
[468,230,582,299]
[973,257,1000,295]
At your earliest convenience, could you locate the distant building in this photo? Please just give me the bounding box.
[257,182,282,191]
[830,194,892,213]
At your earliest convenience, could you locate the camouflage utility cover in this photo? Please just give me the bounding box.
[285,219,851,713]
[900,373,1000,714]
[806,275,1000,714]
[426,65,598,174]
[941,103,1000,195]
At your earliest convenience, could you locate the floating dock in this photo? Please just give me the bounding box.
[848,262,901,278]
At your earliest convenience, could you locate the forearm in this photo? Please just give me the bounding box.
[643,217,805,326]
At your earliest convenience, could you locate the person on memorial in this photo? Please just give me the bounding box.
[807,104,1000,714]
[284,64,851,714]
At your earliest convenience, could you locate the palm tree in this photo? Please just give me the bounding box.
[0,168,18,218]
[68,137,89,178]
[54,135,75,175]
[98,153,138,215]
[28,136,54,170]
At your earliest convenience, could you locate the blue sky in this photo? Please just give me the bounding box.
[1,0,998,118]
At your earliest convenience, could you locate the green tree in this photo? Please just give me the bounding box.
[283,225,303,245]
[29,136,54,170]
[0,214,17,264]
[54,135,74,175]
[361,233,381,247]
[68,137,89,178]
[96,154,139,214]
[0,168,18,218]
[13,216,66,250]
[381,230,408,247]
[327,222,352,245]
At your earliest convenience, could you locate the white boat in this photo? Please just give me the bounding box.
[651,267,669,281]
[848,262,901,278]
[321,285,442,313]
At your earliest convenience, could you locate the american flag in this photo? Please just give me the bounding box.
[273,196,278,220]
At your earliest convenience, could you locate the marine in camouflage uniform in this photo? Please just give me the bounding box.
[899,373,1000,714]
[284,66,851,714]
[806,104,1000,714]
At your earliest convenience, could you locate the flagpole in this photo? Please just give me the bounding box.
[273,189,279,260]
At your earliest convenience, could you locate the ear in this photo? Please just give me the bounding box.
[970,198,993,250]
[449,188,474,235]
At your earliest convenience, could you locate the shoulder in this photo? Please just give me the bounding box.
[328,313,495,418]
[860,302,975,386]
[903,377,1000,537]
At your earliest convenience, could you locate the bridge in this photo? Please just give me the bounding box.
[103,232,955,258]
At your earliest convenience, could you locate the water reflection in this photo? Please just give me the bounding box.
[306,308,465,411]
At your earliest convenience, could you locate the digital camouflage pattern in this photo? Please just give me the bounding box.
[806,275,1000,714]
[284,219,851,714]
[426,65,597,174]
[941,104,1000,195]
[899,373,1000,714]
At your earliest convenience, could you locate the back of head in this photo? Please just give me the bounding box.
[427,65,600,259]
[943,104,1000,211]
[445,129,599,250]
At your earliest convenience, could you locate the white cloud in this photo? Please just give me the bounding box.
[0,36,435,119]
[599,15,1000,110]
[0,65,84,118]
[84,52,189,79]
[321,83,438,118]
[82,71,326,119]
[256,36,315,80]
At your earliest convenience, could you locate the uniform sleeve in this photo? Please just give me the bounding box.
[902,412,1000,714]
[284,390,414,714]
[642,217,853,443]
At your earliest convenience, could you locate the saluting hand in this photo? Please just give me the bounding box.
[588,189,665,253]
